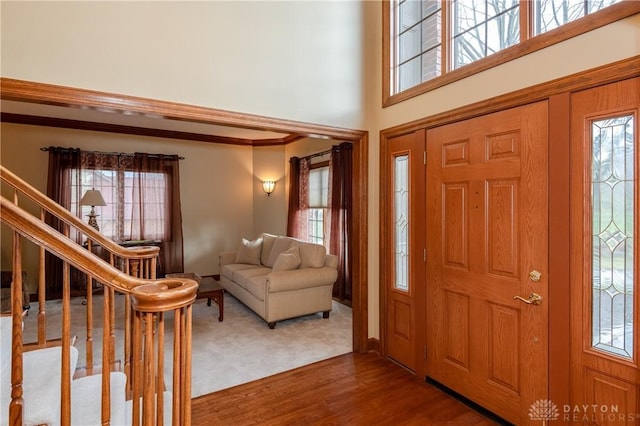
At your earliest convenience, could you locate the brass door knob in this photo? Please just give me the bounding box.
[513,293,543,305]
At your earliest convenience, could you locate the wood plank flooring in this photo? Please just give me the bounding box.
[191,352,499,425]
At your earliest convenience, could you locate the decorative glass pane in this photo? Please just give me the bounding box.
[394,155,409,292]
[534,0,621,35]
[591,115,635,359]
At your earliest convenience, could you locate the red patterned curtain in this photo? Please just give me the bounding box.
[286,156,310,239]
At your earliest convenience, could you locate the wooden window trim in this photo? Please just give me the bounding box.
[383,1,640,108]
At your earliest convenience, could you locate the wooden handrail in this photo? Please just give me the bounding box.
[1,196,197,308]
[0,165,159,260]
[1,165,195,425]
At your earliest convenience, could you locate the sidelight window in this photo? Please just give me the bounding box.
[591,114,635,359]
[394,154,410,292]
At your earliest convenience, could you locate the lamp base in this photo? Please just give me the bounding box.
[87,212,100,232]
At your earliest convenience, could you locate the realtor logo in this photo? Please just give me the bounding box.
[529,399,560,421]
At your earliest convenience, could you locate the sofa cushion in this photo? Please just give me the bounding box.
[234,269,269,301]
[266,237,292,268]
[260,233,277,266]
[222,263,263,281]
[272,245,301,272]
[235,237,263,265]
[296,242,327,268]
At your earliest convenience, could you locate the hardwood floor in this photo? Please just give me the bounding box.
[191,352,500,425]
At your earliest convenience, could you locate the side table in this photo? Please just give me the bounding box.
[197,277,224,321]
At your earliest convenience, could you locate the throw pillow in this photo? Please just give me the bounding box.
[260,233,277,266]
[272,245,301,272]
[298,242,327,268]
[235,237,263,266]
[266,236,292,268]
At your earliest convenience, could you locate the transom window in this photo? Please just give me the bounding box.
[385,0,631,105]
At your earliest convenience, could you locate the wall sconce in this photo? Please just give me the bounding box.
[80,188,107,231]
[262,180,276,196]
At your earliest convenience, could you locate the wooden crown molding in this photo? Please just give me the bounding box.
[0,78,366,143]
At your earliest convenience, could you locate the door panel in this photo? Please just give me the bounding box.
[384,130,425,372]
[426,102,549,424]
[570,78,639,424]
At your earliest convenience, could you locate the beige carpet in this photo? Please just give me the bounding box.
[21,291,353,398]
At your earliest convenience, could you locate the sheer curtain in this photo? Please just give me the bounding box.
[327,142,353,302]
[45,148,184,295]
[286,156,310,239]
[131,153,184,275]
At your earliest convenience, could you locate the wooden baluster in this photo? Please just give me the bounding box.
[61,259,72,426]
[86,239,94,376]
[38,209,46,346]
[143,313,155,426]
[156,312,164,425]
[183,305,193,425]
[172,309,182,425]
[131,312,142,425]
[109,286,116,372]
[9,231,24,426]
[151,256,157,279]
[101,283,111,425]
[124,295,132,397]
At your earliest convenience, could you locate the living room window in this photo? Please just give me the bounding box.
[384,0,633,106]
[44,147,185,290]
[70,169,168,242]
[308,165,329,246]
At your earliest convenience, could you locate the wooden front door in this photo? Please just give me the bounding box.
[426,102,549,424]
[569,78,639,424]
[384,129,426,373]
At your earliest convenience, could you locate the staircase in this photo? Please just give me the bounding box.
[0,165,197,425]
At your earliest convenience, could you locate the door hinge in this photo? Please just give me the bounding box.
[424,151,427,165]
[423,248,427,262]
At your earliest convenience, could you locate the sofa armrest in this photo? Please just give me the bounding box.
[267,267,338,293]
[219,251,237,268]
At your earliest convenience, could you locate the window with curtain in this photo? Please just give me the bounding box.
[308,165,329,246]
[71,169,168,242]
[45,148,184,295]
[287,143,353,303]
[385,0,629,104]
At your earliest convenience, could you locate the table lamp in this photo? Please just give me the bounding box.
[80,189,106,231]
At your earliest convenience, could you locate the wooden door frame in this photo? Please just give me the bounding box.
[0,78,370,354]
[379,56,640,399]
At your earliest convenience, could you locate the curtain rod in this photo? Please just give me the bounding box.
[303,148,332,161]
[40,147,185,160]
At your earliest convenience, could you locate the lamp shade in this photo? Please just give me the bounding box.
[79,189,106,207]
[262,180,276,196]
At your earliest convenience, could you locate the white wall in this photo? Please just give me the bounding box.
[0,123,254,290]
[252,145,287,237]
[0,1,368,130]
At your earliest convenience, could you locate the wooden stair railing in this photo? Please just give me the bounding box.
[1,165,161,380]
[0,166,196,425]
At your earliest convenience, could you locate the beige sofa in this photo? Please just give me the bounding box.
[219,233,338,328]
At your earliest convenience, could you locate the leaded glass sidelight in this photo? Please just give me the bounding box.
[591,115,635,359]
[394,154,410,292]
